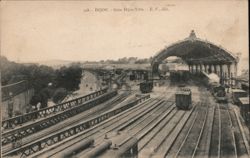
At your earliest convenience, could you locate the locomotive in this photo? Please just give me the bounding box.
[201,72,228,103]
[210,84,228,103]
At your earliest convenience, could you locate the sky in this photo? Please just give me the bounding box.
[0,0,248,70]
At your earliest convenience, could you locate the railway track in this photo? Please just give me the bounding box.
[2,91,130,154]
[219,104,237,158]
[192,104,215,158]
[169,89,211,158]
[136,86,201,158]
[88,88,248,158]
[76,97,171,157]
[2,90,117,146]
[232,107,250,157]
[167,89,213,158]
[31,95,163,158]
[142,104,197,158]
[209,103,222,158]
[78,86,197,158]
[4,84,249,158]
[2,88,109,130]
[5,94,150,157]
[172,102,208,158]
[209,103,250,158]
[165,88,249,158]
[136,87,249,158]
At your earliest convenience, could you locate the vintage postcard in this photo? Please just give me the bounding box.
[0,0,249,158]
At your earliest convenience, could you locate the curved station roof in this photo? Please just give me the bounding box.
[151,30,238,66]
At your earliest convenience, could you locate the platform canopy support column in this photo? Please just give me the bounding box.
[219,64,223,84]
[191,64,194,73]
[199,64,202,73]
[216,65,221,76]
[152,61,160,77]
[188,65,191,73]
[204,64,207,73]
[213,65,217,74]
[208,65,212,74]
[232,62,238,86]
[234,62,238,77]
[227,64,231,87]
[201,64,205,73]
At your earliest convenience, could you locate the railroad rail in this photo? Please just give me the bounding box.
[174,103,209,158]
[63,95,167,158]
[2,88,109,130]
[2,89,117,146]
[3,94,150,157]
[2,91,129,154]
[137,89,208,158]
[209,102,222,158]
[225,105,237,158]
[31,95,158,158]
[209,103,236,158]
[74,93,177,158]
[139,103,197,158]
[233,107,250,157]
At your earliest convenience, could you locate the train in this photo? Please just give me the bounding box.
[200,72,228,103]
[209,83,228,103]
[139,80,153,93]
[170,70,190,83]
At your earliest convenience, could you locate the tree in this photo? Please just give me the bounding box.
[55,65,82,91]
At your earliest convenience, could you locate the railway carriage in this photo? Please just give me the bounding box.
[139,81,153,93]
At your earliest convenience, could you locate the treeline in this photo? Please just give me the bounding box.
[83,57,153,65]
[0,56,82,108]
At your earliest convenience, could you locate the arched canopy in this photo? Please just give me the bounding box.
[151,30,238,74]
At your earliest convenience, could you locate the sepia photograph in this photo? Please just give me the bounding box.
[0,0,249,158]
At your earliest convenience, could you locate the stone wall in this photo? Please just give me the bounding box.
[1,81,34,119]
[1,88,34,119]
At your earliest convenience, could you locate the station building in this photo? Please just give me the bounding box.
[151,30,239,87]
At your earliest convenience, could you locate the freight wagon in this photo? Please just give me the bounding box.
[175,88,192,110]
[239,97,250,130]
[232,89,248,105]
[139,81,153,93]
